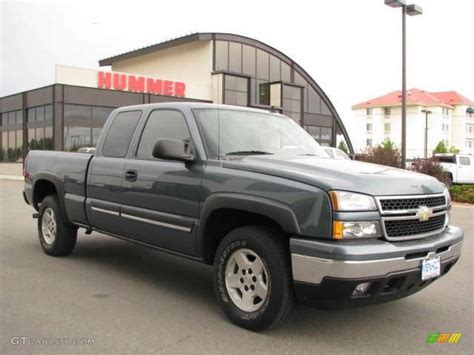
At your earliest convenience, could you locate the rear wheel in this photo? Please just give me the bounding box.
[38,195,77,256]
[213,226,293,331]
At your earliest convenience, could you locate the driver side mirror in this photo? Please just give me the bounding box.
[152,139,194,162]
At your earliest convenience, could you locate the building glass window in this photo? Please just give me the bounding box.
[304,125,332,146]
[215,41,228,71]
[256,49,269,80]
[242,45,256,77]
[258,82,270,106]
[36,106,45,121]
[64,104,114,151]
[308,87,321,114]
[1,132,7,161]
[366,139,373,147]
[24,105,53,153]
[384,122,390,133]
[282,85,302,122]
[281,62,291,82]
[270,56,280,81]
[16,110,23,124]
[384,107,391,116]
[366,108,372,116]
[228,42,242,73]
[224,75,248,107]
[1,109,24,161]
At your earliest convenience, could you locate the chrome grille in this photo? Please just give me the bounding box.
[376,193,449,241]
[379,196,446,211]
[384,214,446,238]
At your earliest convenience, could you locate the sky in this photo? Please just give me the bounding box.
[1,0,473,146]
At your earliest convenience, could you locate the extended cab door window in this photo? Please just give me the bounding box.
[102,111,141,158]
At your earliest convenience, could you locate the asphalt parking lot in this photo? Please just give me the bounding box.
[0,179,472,354]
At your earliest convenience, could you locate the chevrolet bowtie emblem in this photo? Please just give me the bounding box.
[416,206,433,222]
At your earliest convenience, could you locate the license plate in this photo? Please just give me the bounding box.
[421,256,441,281]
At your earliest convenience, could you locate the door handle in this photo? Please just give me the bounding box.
[124,169,138,182]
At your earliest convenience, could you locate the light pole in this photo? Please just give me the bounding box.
[384,0,423,168]
[421,109,432,158]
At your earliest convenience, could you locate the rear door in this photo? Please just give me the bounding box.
[86,110,142,235]
[120,109,204,255]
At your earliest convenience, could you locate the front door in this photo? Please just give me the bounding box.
[121,109,204,256]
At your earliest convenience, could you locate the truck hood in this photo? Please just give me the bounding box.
[222,155,444,196]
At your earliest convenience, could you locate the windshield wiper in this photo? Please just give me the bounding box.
[226,150,274,156]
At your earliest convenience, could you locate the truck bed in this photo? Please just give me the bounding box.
[24,150,94,225]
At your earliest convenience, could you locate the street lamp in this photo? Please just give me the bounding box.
[421,109,432,158]
[384,0,423,168]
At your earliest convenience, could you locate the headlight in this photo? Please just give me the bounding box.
[330,191,377,211]
[333,221,381,239]
[443,187,452,206]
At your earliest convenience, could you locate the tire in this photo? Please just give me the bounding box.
[213,226,293,331]
[38,195,77,256]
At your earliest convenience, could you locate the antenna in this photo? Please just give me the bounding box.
[217,74,221,160]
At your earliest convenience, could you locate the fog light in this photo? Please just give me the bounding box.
[352,282,371,296]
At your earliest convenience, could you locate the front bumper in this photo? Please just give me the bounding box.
[291,225,463,309]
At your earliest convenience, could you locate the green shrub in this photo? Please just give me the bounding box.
[449,184,474,204]
[410,158,451,185]
[359,139,401,168]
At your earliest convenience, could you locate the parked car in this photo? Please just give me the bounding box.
[23,103,463,330]
[435,153,474,184]
[324,147,351,160]
[77,147,96,154]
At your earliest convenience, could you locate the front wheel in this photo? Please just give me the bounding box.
[213,226,293,331]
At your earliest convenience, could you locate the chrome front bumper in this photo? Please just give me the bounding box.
[291,225,464,285]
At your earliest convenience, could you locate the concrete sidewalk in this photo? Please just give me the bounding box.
[0,163,23,180]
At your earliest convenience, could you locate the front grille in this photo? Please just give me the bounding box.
[384,214,446,239]
[379,196,446,211]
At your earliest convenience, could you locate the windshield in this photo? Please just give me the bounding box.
[194,109,328,159]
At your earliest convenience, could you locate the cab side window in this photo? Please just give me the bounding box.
[459,157,470,166]
[136,110,193,160]
[102,111,141,158]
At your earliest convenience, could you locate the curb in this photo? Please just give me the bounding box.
[0,175,24,181]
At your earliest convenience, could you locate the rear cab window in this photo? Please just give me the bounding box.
[102,111,141,158]
[459,157,471,166]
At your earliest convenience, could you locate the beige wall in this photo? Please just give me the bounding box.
[112,41,213,101]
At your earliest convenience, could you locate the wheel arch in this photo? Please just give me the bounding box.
[32,173,71,224]
[198,193,300,264]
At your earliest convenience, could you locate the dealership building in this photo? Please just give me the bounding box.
[0,32,353,162]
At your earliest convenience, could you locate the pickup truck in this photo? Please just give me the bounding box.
[435,153,474,184]
[23,103,463,331]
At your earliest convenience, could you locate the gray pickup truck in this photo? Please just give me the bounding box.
[23,103,463,330]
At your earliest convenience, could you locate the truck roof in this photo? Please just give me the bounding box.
[113,102,280,115]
